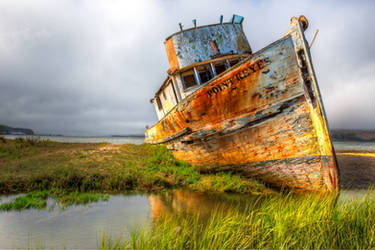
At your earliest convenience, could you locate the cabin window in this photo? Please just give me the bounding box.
[229,58,241,67]
[172,77,182,101]
[156,97,162,110]
[170,81,179,103]
[165,83,177,107]
[181,70,196,89]
[196,65,213,84]
[162,91,167,100]
[214,61,228,75]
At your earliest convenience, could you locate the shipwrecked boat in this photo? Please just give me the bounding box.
[145,15,339,192]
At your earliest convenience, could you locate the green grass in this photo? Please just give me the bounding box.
[101,191,375,249]
[0,190,49,211]
[0,189,110,211]
[0,137,268,194]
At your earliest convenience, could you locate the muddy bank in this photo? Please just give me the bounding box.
[337,153,375,188]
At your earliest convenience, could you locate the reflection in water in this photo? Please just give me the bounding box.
[0,189,371,248]
[149,190,219,219]
[148,190,261,220]
[148,189,375,220]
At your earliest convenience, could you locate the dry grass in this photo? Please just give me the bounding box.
[0,137,267,194]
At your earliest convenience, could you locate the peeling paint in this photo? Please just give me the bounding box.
[165,23,251,70]
[145,16,339,193]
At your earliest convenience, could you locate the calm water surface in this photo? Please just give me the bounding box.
[0,194,150,248]
[3,135,145,145]
[0,189,373,248]
[333,141,375,151]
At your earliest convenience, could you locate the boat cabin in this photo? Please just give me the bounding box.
[151,15,252,120]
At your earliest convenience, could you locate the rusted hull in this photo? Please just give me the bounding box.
[168,96,338,192]
[145,17,339,192]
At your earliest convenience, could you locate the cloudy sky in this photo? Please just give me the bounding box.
[0,0,374,136]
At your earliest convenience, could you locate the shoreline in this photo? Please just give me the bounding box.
[0,137,374,195]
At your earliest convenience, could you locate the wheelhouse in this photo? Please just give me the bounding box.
[150,15,251,120]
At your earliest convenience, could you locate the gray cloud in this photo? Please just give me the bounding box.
[0,0,374,135]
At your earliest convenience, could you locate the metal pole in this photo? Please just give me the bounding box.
[193,67,202,85]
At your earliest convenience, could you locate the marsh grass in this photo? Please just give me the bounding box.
[101,192,375,249]
[0,138,267,194]
[0,190,49,211]
[0,189,110,211]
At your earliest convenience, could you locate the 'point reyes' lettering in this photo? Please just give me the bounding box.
[206,57,271,97]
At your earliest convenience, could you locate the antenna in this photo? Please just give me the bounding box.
[179,23,183,31]
[309,29,319,48]
[219,15,223,24]
[192,19,197,28]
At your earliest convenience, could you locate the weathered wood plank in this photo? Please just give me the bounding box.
[145,16,339,192]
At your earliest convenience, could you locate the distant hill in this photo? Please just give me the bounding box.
[111,135,144,138]
[330,129,375,142]
[0,124,34,135]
